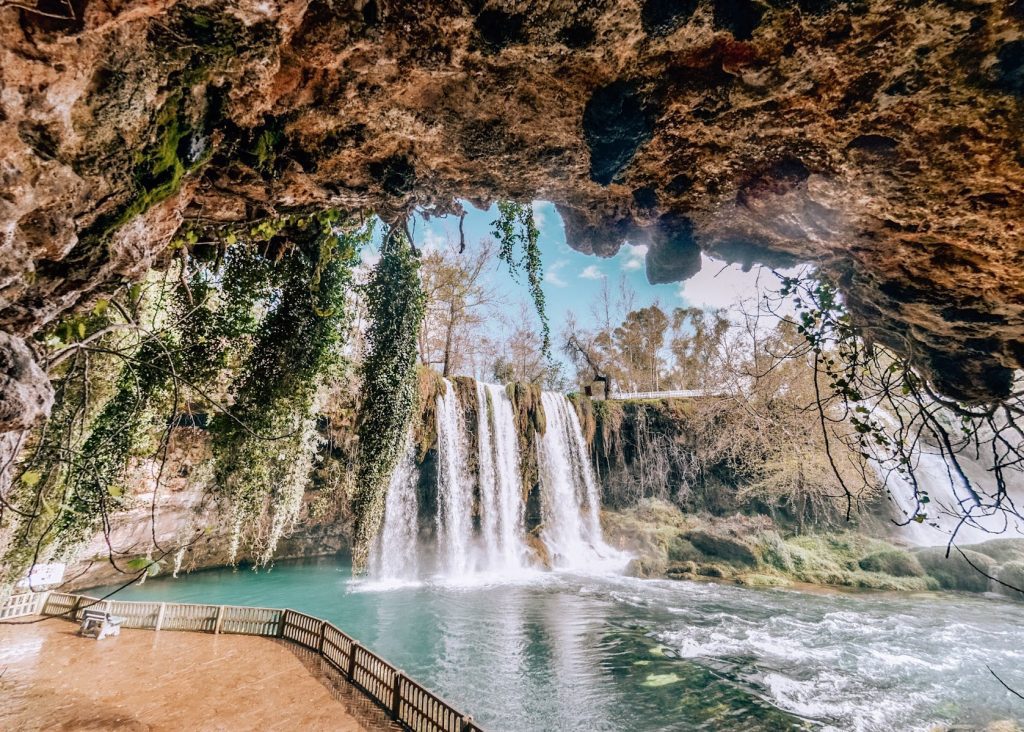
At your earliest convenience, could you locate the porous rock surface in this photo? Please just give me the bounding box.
[1,0,1023,421]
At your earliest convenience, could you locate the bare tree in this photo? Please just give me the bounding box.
[418,239,501,378]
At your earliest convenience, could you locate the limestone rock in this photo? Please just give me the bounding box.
[0,0,1022,408]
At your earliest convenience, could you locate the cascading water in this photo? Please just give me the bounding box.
[435,380,476,576]
[537,392,621,569]
[476,382,529,572]
[370,381,624,582]
[368,437,420,581]
[874,410,1024,546]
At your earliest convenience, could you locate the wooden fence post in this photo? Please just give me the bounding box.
[155,603,166,631]
[277,609,288,638]
[390,671,404,720]
[348,642,359,680]
[214,605,225,634]
[317,620,326,653]
[70,595,82,621]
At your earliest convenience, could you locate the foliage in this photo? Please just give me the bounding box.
[350,228,427,572]
[418,240,498,377]
[774,274,1024,546]
[53,337,173,548]
[491,201,550,357]
[210,215,365,564]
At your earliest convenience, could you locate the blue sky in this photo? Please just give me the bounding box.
[399,201,779,335]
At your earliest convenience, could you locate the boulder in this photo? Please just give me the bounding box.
[914,547,996,592]
[858,549,925,578]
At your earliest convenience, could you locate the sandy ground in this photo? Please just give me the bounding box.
[0,618,399,731]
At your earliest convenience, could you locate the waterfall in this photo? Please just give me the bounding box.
[537,392,619,569]
[477,382,529,571]
[435,380,476,576]
[874,410,1024,546]
[368,437,420,581]
[371,380,624,583]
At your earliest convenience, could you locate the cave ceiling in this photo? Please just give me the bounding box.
[1,0,1023,414]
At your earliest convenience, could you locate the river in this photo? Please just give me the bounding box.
[92,556,1024,732]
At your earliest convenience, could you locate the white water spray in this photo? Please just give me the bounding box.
[435,380,476,575]
[371,381,625,582]
[874,410,1024,546]
[537,392,621,569]
[369,437,421,580]
[477,382,529,572]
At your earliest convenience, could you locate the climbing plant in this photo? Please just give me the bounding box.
[0,274,186,590]
[350,226,427,572]
[491,201,550,358]
[210,213,366,565]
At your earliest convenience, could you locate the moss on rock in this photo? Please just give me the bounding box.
[913,547,996,593]
[858,548,925,578]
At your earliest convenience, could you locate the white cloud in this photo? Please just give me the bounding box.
[579,264,605,280]
[677,254,797,315]
[532,200,549,230]
[619,243,648,272]
[420,226,446,253]
[544,259,569,287]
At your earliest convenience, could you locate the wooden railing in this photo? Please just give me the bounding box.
[3,591,484,732]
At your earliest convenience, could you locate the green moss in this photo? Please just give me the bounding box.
[684,529,760,566]
[736,573,791,588]
[969,538,1024,565]
[858,549,925,577]
[995,561,1024,599]
[914,547,996,592]
[605,505,961,594]
[414,367,446,462]
[667,536,701,563]
[84,93,200,248]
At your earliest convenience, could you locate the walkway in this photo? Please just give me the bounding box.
[608,389,724,400]
[0,618,398,731]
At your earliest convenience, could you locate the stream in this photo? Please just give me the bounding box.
[92,556,1024,732]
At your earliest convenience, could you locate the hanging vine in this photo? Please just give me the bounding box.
[350,226,427,572]
[491,201,550,357]
[209,213,366,565]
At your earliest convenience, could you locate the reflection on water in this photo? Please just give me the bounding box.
[92,556,1024,732]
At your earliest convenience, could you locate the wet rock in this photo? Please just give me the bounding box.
[641,0,699,36]
[683,528,760,566]
[0,0,1022,408]
[712,0,767,41]
[994,561,1024,599]
[994,39,1024,95]
[474,8,527,52]
[967,538,1024,565]
[646,214,702,284]
[0,332,53,432]
[858,549,925,577]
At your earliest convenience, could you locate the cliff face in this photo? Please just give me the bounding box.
[1,0,1022,436]
[62,428,349,589]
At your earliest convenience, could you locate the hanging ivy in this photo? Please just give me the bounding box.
[52,336,174,549]
[350,227,427,572]
[171,245,276,388]
[491,201,550,357]
[210,214,366,565]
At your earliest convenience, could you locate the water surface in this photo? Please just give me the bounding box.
[93,557,1024,732]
